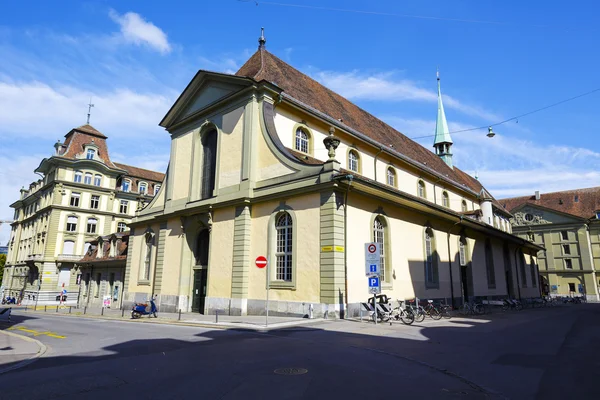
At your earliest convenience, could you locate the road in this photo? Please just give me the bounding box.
[0,304,598,399]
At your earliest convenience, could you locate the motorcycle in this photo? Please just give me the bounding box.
[2,296,16,305]
[131,298,158,319]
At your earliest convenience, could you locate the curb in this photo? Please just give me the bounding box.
[12,309,327,331]
[0,330,48,375]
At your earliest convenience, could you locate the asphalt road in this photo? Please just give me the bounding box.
[0,304,598,399]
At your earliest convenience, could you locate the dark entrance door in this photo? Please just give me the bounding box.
[461,265,469,302]
[192,269,208,313]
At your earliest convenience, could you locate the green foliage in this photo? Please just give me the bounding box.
[0,254,5,283]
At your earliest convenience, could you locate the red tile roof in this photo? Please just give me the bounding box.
[501,187,600,220]
[59,125,117,168]
[236,49,493,200]
[114,162,165,183]
[80,233,129,262]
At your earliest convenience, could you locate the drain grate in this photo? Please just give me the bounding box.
[274,368,308,375]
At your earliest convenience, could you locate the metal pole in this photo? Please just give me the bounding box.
[178,309,181,321]
[266,257,270,327]
[215,310,219,323]
[373,294,377,326]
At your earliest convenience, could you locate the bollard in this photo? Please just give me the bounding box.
[69,306,72,314]
[360,307,363,322]
[56,305,58,313]
[45,305,47,312]
[122,308,125,317]
[34,304,36,311]
[84,306,87,314]
[215,310,219,323]
[101,307,104,316]
[178,309,181,321]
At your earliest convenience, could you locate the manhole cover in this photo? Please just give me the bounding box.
[274,368,308,375]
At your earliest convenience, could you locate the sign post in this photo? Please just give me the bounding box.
[365,243,381,325]
[256,255,269,327]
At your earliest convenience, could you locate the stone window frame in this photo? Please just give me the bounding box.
[70,192,81,207]
[86,148,96,160]
[94,174,102,187]
[121,179,131,193]
[139,181,148,195]
[90,194,100,210]
[119,200,129,214]
[347,148,361,173]
[461,200,468,212]
[292,123,313,156]
[442,191,450,208]
[386,166,396,187]
[84,172,93,185]
[417,180,427,199]
[458,235,468,267]
[74,170,82,183]
[117,221,127,233]
[371,213,393,287]
[65,215,78,233]
[86,218,98,234]
[267,206,298,290]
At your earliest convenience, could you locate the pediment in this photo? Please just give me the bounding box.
[161,71,254,130]
[511,204,584,226]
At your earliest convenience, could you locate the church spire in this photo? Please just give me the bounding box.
[433,69,453,169]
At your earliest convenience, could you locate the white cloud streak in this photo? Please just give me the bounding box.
[314,70,499,121]
[109,10,171,54]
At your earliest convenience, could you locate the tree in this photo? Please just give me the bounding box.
[0,254,5,284]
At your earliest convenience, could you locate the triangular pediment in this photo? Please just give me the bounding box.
[160,71,255,129]
[511,203,585,226]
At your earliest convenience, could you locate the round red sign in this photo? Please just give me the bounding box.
[368,244,377,253]
[255,256,268,268]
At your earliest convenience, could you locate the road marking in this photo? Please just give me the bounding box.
[7,326,66,339]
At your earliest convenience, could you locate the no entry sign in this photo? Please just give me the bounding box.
[255,256,268,268]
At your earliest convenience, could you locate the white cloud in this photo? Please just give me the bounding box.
[109,10,171,54]
[0,81,175,140]
[314,70,499,121]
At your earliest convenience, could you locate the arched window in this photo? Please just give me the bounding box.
[86,218,97,234]
[201,129,218,199]
[121,179,130,192]
[94,174,102,186]
[295,128,310,154]
[141,232,154,281]
[348,150,359,172]
[442,191,450,207]
[373,216,389,282]
[84,173,92,185]
[154,184,161,196]
[86,149,95,160]
[424,227,438,287]
[418,180,426,198]
[461,200,468,212]
[275,212,293,281]
[485,239,496,288]
[386,167,396,187]
[194,229,210,266]
[139,182,148,195]
[459,237,467,266]
[74,171,82,183]
[66,216,78,232]
[117,222,127,232]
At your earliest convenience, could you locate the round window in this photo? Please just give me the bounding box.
[524,213,534,221]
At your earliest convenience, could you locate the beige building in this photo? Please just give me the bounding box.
[123,35,542,317]
[502,188,600,301]
[2,124,164,305]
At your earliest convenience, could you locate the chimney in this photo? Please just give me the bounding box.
[535,191,540,200]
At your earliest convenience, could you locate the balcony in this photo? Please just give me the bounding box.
[56,254,84,262]
[26,254,44,262]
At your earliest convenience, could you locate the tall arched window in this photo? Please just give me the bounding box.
[141,233,154,281]
[386,167,396,187]
[459,237,467,266]
[418,180,426,198]
[295,128,309,154]
[74,171,82,183]
[373,216,388,282]
[424,227,438,287]
[275,212,293,281]
[194,229,210,266]
[485,239,496,288]
[461,200,468,212]
[94,174,102,186]
[348,150,359,172]
[84,173,92,185]
[442,191,450,207]
[201,129,217,199]
[66,216,78,232]
[86,218,97,234]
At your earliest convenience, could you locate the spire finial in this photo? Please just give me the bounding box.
[258,27,266,49]
[437,66,440,81]
[86,98,94,125]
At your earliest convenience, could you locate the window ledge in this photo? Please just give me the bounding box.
[269,281,296,290]
[137,280,151,286]
[425,283,440,289]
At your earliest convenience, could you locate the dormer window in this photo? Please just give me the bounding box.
[295,127,310,154]
[122,179,130,192]
[139,182,148,195]
[574,195,579,203]
[86,149,96,160]
[154,184,161,196]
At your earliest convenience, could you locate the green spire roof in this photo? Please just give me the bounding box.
[434,74,453,145]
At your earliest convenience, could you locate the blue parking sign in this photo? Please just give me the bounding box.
[368,276,381,294]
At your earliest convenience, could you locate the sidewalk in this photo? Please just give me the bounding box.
[0,328,47,374]
[10,305,327,331]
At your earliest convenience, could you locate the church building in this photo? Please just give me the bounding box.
[123,32,542,317]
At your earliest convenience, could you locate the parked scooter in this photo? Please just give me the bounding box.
[131,298,158,319]
[1,296,16,305]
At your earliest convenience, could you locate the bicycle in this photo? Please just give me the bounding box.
[460,301,485,316]
[438,302,453,318]
[423,300,442,320]
[380,300,415,325]
[406,299,426,323]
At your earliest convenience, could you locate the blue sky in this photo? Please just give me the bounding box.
[1,0,599,244]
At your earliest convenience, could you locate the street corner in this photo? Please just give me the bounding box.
[0,329,48,375]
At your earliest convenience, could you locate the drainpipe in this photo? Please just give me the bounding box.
[513,246,522,300]
[373,147,383,182]
[446,217,463,308]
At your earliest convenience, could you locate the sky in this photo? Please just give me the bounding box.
[1,0,599,244]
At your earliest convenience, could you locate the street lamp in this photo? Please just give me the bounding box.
[487,126,496,138]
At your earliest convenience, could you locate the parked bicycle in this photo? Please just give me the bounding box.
[460,301,485,316]
[373,299,415,325]
[502,298,523,311]
[422,300,442,320]
[406,299,427,323]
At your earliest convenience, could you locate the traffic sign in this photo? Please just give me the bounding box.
[365,242,380,276]
[255,256,268,269]
[368,276,381,294]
